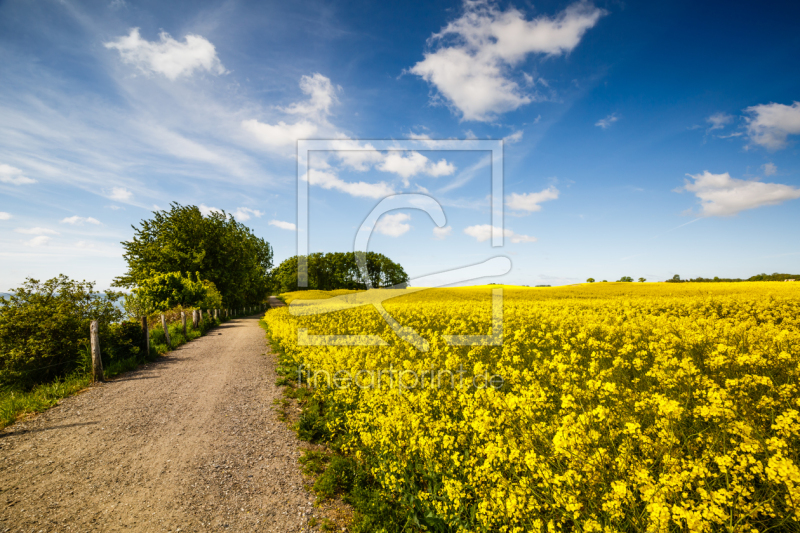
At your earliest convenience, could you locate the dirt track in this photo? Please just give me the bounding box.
[0,308,315,532]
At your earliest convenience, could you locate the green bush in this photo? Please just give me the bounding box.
[0,275,123,387]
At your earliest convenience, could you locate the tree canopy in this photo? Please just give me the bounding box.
[114,204,273,307]
[272,252,409,293]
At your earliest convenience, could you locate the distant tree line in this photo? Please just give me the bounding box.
[271,252,409,293]
[666,273,799,283]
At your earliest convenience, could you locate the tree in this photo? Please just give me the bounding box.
[114,204,273,307]
[586,278,595,283]
[0,276,122,386]
[133,272,207,312]
[618,276,634,282]
[638,277,646,283]
[271,252,409,293]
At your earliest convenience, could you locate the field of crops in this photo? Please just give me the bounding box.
[264,283,800,532]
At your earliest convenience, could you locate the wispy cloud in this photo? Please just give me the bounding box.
[464,224,536,243]
[0,212,11,220]
[506,186,559,213]
[0,164,36,185]
[706,112,733,131]
[269,220,296,231]
[60,216,101,225]
[233,207,263,221]
[595,113,618,129]
[23,235,52,247]
[432,225,452,239]
[15,227,60,235]
[305,169,395,199]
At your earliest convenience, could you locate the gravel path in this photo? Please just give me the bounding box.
[0,309,316,532]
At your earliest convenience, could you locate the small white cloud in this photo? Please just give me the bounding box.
[242,119,318,149]
[269,220,297,231]
[504,130,523,144]
[281,73,339,121]
[744,101,800,150]
[706,112,733,131]
[60,216,101,225]
[762,162,777,176]
[106,205,124,210]
[306,169,395,199]
[0,212,11,220]
[199,204,224,217]
[104,28,226,80]
[506,186,559,212]
[233,207,263,221]
[679,170,800,216]
[24,235,51,247]
[0,164,36,185]
[595,113,618,129]
[407,132,432,140]
[377,152,456,181]
[410,1,605,121]
[432,225,452,239]
[464,224,536,243]
[15,227,60,235]
[375,213,411,237]
[109,187,133,202]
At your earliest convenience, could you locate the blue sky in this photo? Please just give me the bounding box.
[1,0,799,290]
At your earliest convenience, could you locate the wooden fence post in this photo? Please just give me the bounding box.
[90,320,104,382]
[198,309,203,324]
[192,309,198,328]
[141,316,149,358]
[161,314,171,348]
[181,311,187,337]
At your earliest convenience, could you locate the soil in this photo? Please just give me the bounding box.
[0,303,330,532]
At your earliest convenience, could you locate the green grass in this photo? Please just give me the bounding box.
[0,313,228,430]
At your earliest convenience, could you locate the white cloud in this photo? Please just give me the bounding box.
[104,28,226,80]
[464,224,536,243]
[243,73,339,151]
[706,112,733,131]
[199,204,224,217]
[595,113,618,129]
[680,171,800,216]
[377,151,456,182]
[0,164,36,185]
[109,187,133,201]
[60,216,101,225]
[762,162,777,176]
[744,101,800,150]
[106,205,124,210]
[306,169,395,199]
[407,132,432,140]
[0,212,11,220]
[233,207,263,221]
[24,236,52,247]
[375,213,411,237]
[506,186,559,212]
[433,225,452,239]
[504,130,523,143]
[281,73,339,121]
[410,1,604,121]
[15,227,60,235]
[269,220,297,231]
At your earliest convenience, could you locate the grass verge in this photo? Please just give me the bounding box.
[260,317,412,533]
[0,312,247,430]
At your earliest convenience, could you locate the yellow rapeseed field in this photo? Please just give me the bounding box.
[264,282,800,532]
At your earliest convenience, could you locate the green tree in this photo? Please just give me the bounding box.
[618,276,634,282]
[114,204,273,307]
[0,276,122,386]
[271,252,408,293]
[586,278,595,283]
[638,277,646,283]
[133,272,207,312]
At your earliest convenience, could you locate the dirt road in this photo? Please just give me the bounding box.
[0,311,314,532]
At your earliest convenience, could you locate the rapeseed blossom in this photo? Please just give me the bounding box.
[266,282,800,531]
